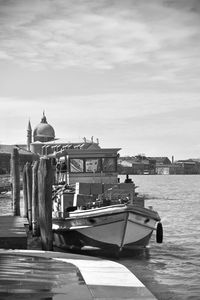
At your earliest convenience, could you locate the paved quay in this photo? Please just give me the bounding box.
[0,249,157,299]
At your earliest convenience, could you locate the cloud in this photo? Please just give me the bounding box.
[0,0,199,74]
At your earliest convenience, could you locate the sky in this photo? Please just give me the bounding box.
[0,0,200,160]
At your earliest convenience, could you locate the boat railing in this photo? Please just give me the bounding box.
[52,186,144,219]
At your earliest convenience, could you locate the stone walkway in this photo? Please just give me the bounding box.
[0,249,157,299]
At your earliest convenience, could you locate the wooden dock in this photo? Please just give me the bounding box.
[0,216,28,249]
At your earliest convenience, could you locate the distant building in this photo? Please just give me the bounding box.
[0,112,120,185]
[2,113,200,178]
[25,112,120,184]
[148,157,171,165]
[174,160,200,174]
[118,155,156,175]
[156,165,171,175]
[153,158,200,175]
[0,144,35,174]
[118,155,178,175]
[147,157,171,175]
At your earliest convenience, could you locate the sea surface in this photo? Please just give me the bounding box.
[0,175,200,300]
[118,174,200,300]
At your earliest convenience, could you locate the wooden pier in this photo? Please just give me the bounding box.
[0,147,52,251]
[0,148,28,250]
[0,216,28,249]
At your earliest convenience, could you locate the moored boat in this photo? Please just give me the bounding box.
[53,203,161,253]
[49,144,163,255]
[52,181,163,255]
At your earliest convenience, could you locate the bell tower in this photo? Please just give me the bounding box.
[27,119,32,151]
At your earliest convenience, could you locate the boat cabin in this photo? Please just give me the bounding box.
[41,140,144,218]
[49,147,121,186]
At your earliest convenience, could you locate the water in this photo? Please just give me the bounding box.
[1,175,200,299]
[119,175,200,300]
[0,193,12,215]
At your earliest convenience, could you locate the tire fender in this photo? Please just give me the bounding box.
[156,222,163,243]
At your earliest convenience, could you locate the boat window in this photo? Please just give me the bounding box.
[85,159,101,173]
[102,158,116,172]
[70,158,84,173]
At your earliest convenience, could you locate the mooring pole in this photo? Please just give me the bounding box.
[26,162,32,229]
[32,160,39,236]
[11,147,20,216]
[22,164,28,218]
[38,157,53,251]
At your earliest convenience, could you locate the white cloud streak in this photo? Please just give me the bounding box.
[0,0,200,76]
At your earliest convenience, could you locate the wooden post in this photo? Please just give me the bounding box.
[10,156,13,198]
[26,162,32,229]
[22,164,28,218]
[11,147,20,216]
[32,160,39,236]
[38,157,53,251]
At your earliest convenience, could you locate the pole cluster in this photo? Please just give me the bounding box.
[11,148,54,251]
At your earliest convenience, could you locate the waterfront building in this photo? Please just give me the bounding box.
[1,113,200,177]
[118,155,156,175]
[0,144,34,174]
[148,157,171,165]
[156,164,171,175]
[26,112,120,184]
[0,112,120,184]
[174,160,200,174]
[148,157,172,175]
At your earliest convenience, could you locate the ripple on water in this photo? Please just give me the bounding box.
[0,194,12,215]
[119,175,200,300]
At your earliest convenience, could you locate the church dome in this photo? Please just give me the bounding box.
[33,113,55,142]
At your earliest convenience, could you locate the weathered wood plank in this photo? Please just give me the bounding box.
[32,160,39,236]
[11,147,20,216]
[22,164,28,218]
[26,162,32,229]
[38,157,53,251]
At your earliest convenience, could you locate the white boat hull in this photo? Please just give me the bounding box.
[53,204,160,254]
